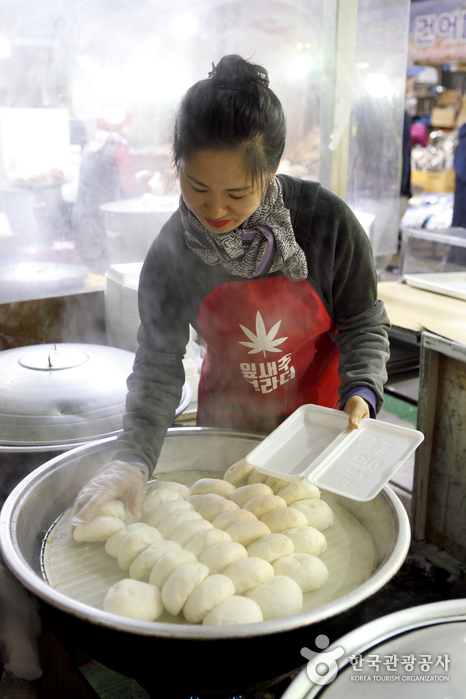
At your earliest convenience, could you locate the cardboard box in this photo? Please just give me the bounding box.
[411,168,455,193]
[439,89,460,107]
[431,107,457,128]
[457,109,466,127]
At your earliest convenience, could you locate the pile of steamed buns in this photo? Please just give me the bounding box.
[73,459,334,626]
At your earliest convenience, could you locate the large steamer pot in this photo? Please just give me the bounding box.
[101,195,178,266]
[0,261,90,303]
[0,343,191,508]
[282,598,466,698]
[0,428,410,696]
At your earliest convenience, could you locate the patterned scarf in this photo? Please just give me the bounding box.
[179,178,308,281]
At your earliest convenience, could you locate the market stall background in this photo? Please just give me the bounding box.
[3,1,466,698]
[0,0,409,325]
[409,0,466,64]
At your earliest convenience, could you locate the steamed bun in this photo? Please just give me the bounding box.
[149,549,197,589]
[243,494,287,519]
[230,483,273,508]
[184,528,233,558]
[276,480,320,505]
[161,562,210,617]
[211,509,258,531]
[198,498,239,523]
[183,574,235,623]
[260,507,307,533]
[96,499,127,522]
[272,553,329,592]
[73,516,124,543]
[191,478,236,498]
[146,499,194,528]
[199,541,248,574]
[117,525,163,571]
[157,509,202,539]
[129,540,182,581]
[246,533,294,563]
[103,579,163,621]
[223,557,274,594]
[282,527,327,556]
[223,459,255,487]
[245,576,303,620]
[290,499,334,531]
[105,523,148,558]
[226,520,271,548]
[202,596,263,625]
[170,517,214,547]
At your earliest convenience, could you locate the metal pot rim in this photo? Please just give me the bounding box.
[0,381,191,450]
[282,598,466,698]
[0,431,122,452]
[0,429,411,641]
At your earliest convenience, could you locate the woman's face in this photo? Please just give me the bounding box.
[179,149,267,234]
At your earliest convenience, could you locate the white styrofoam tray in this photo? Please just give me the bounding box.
[245,404,424,502]
[404,272,466,301]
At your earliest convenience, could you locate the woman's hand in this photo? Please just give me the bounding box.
[342,395,370,429]
[70,460,147,534]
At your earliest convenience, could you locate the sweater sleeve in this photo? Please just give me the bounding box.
[332,196,390,413]
[335,299,390,413]
[303,184,391,413]
[113,216,191,473]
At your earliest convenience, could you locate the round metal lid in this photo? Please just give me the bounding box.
[0,343,191,450]
[18,346,90,371]
[283,599,466,698]
[316,621,465,698]
[0,262,89,304]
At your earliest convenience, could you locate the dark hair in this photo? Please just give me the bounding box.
[173,55,286,189]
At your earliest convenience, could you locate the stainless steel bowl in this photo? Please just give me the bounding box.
[282,599,466,698]
[101,195,178,266]
[0,428,410,695]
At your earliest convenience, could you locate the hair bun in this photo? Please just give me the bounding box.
[208,55,269,89]
[173,53,286,187]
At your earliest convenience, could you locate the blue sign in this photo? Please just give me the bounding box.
[409,0,466,62]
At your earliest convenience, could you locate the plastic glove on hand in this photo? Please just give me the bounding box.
[70,460,147,534]
[343,395,370,430]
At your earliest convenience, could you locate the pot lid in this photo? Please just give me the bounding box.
[0,343,190,449]
[315,622,465,697]
[284,599,466,698]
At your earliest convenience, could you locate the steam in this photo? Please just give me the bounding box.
[0,554,42,681]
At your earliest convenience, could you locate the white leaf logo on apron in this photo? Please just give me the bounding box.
[238,311,287,357]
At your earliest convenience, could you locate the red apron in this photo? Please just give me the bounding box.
[196,276,340,433]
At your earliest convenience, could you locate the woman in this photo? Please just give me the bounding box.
[71,55,390,530]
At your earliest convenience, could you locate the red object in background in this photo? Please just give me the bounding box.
[96,105,132,131]
[19,241,76,264]
[411,121,428,148]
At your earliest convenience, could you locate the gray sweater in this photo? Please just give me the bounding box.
[115,175,390,475]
